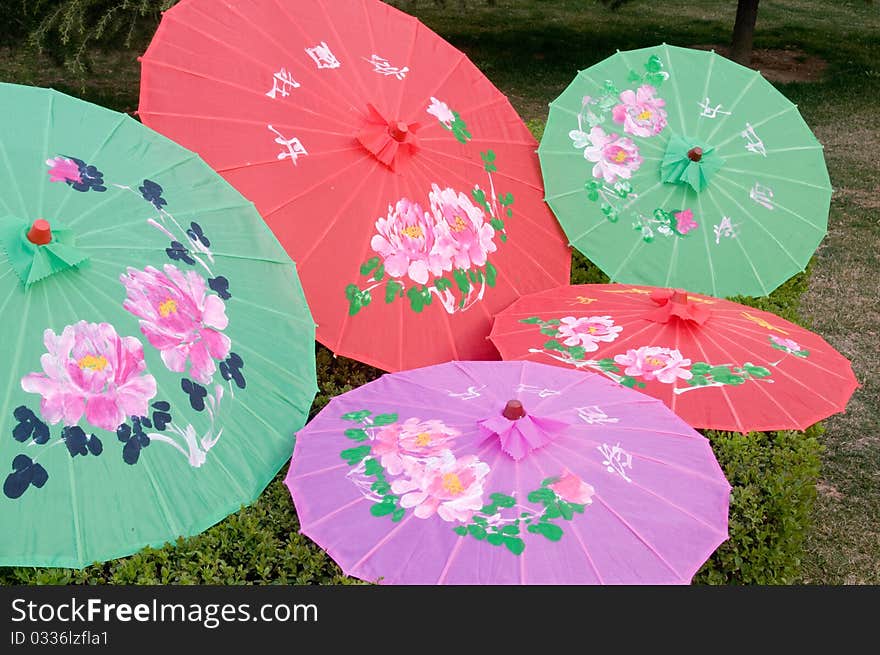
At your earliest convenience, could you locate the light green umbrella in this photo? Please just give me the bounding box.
[539,44,831,297]
[0,83,317,568]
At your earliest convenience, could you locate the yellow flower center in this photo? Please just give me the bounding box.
[78,354,108,371]
[588,326,598,334]
[449,216,468,232]
[613,150,628,163]
[415,432,432,447]
[637,109,653,121]
[158,298,178,317]
[442,473,464,496]
[401,225,424,239]
[648,357,666,367]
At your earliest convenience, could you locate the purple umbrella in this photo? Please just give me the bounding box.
[285,361,730,584]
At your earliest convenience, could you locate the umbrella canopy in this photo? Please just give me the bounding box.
[138,0,571,372]
[286,360,730,584]
[539,44,831,297]
[0,83,317,568]
[489,284,858,433]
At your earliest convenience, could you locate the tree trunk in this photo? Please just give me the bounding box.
[730,0,760,66]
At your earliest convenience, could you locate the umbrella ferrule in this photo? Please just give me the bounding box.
[502,399,526,420]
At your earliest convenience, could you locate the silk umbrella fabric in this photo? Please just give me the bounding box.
[489,284,858,433]
[539,44,831,297]
[286,360,731,584]
[138,0,570,372]
[0,83,317,567]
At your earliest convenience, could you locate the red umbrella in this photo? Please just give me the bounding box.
[489,284,858,432]
[138,0,570,372]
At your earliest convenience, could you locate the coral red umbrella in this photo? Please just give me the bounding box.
[489,284,858,432]
[138,0,570,372]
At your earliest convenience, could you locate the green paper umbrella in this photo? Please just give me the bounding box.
[539,44,832,297]
[0,83,317,568]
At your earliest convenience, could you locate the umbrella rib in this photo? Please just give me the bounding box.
[393,15,422,116]
[709,179,818,267]
[417,147,543,192]
[554,433,727,487]
[704,322,855,395]
[263,151,374,218]
[609,184,678,281]
[137,111,353,140]
[702,184,770,295]
[714,104,799,149]
[303,495,369,530]
[288,461,349,482]
[713,171,828,231]
[214,145,368,173]
[350,513,419,576]
[75,203,246,239]
[544,441,728,537]
[722,145,826,161]
[696,186,719,296]
[0,120,28,215]
[37,91,54,216]
[592,493,686,581]
[704,72,760,144]
[718,167,831,192]
[691,327,812,426]
[53,113,129,222]
[67,153,201,229]
[695,50,718,143]
[683,321,746,431]
[660,45,688,137]
[436,444,507,584]
[314,0,377,104]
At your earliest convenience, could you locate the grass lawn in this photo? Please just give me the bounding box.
[0,0,877,584]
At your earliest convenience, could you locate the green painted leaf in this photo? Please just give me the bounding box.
[473,514,490,525]
[500,525,520,536]
[391,508,406,522]
[485,262,498,287]
[541,476,560,486]
[384,280,403,303]
[341,410,371,421]
[340,445,371,466]
[559,503,574,521]
[363,458,383,476]
[498,192,514,206]
[372,413,398,426]
[487,532,505,546]
[372,264,385,282]
[527,488,555,503]
[469,268,483,285]
[645,55,663,72]
[490,217,505,231]
[597,358,619,372]
[468,524,488,540]
[519,317,542,324]
[504,536,526,555]
[453,525,468,536]
[371,480,391,495]
[406,286,432,313]
[540,326,559,336]
[691,362,712,375]
[370,502,395,517]
[619,376,638,388]
[360,257,381,276]
[544,340,564,351]
[528,522,564,542]
[543,503,562,519]
[489,493,516,508]
[567,346,586,360]
[344,428,368,441]
[453,268,470,294]
[743,363,772,378]
[587,189,599,202]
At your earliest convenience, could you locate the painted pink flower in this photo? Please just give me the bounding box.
[120,264,231,384]
[21,321,157,432]
[391,451,490,523]
[614,346,693,384]
[770,335,803,352]
[556,315,622,351]
[549,472,595,505]
[427,97,455,127]
[46,157,82,184]
[578,126,643,184]
[674,209,698,235]
[370,418,461,476]
[430,184,497,271]
[371,198,450,285]
[611,84,668,137]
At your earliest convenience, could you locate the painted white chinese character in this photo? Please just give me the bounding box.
[268,125,308,166]
[697,97,731,118]
[365,55,409,80]
[750,182,775,210]
[740,122,767,156]
[305,41,340,69]
[597,443,632,482]
[447,385,486,400]
[713,215,738,244]
[266,68,300,99]
[515,384,560,398]
[576,405,619,425]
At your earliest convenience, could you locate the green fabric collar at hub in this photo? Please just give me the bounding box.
[660,133,725,193]
[0,217,89,287]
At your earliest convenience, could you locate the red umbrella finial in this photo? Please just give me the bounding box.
[389,121,409,142]
[502,399,526,420]
[27,219,52,245]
